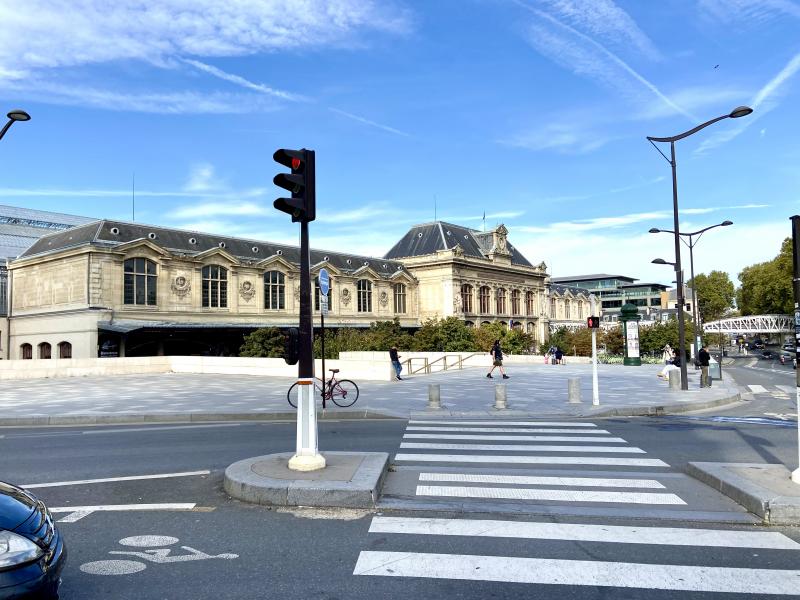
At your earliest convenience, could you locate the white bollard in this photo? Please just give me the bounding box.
[494,384,507,410]
[428,384,442,409]
[668,369,681,390]
[568,378,582,404]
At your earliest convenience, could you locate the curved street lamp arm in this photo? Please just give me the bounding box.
[647,114,729,143]
[647,138,672,165]
[0,118,14,142]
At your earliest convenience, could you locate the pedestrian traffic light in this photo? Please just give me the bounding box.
[273,148,315,223]
[587,316,600,329]
[283,327,300,365]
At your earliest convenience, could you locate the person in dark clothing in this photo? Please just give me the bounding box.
[698,346,711,388]
[671,350,681,368]
[389,347,402,380]
[487,340,510,379]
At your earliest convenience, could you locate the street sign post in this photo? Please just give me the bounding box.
[791,216,800,484]
[318,268,329,409]
[590,295,600,406]
[319,268,330,297]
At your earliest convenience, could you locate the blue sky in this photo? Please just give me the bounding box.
[1,0,798,286]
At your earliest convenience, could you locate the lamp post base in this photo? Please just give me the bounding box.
[288,453,327,472]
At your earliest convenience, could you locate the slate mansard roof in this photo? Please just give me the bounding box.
[18,220,409,278]
[383,221,533,267]
[550,283,592,297]
[0,204,96,259]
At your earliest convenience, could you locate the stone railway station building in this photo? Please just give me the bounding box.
[1,206,592,359]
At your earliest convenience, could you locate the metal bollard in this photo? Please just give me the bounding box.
[568,378,582,403]
[494,384,507,410]
[427,384,442,409]
[668,369,681,390]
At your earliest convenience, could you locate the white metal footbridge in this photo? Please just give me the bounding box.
[702,314,792,335]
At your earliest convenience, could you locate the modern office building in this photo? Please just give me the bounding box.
[551,274,670,322]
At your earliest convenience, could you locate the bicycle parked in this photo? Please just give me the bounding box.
[287,368,359,408]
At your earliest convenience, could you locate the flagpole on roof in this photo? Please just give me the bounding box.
[482,211,485,232]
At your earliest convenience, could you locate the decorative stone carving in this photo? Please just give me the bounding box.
[452,243,464,257]
[379,290,389,307]
[294,284,300,301]
[239,280,256,302]
[453,292,462,313]
[171,274,191,298]
[341,287,351,306]
[490,224,511,256]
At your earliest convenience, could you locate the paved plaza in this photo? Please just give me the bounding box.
[0,363,739,424]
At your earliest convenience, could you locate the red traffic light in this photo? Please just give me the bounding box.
[291,157,301,170]
[587,316,600,329]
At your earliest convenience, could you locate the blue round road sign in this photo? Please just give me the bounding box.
[319,268,330,296]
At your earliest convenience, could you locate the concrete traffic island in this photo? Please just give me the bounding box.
[687,462,800,525]
[224,451,389,509]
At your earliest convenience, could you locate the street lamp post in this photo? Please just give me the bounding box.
[0,109,31,142]
[649,221,734,362]
[646,106,752,391]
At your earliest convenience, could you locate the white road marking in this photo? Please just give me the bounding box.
[418,473,665,489]
[409,421,596,427]
[80,560,147,576]
[368,516,800,549]
[395,454,670,467]
[748,384,767,394]
[400,442,645,453]
[778,385,796,394]
[23,470,210,489]
[353,551,800,594]
[407,427,611,434]
[51,503,197,523]
[416,485,686,504]
[81,424,241,435]
[404,434,628,443]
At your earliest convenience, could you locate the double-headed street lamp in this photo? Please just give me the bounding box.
[646,106,752,390]
[650,221,734,360]
[0,109,31,142]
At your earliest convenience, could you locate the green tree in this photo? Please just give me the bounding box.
[361,318,413,351]
[737,237,793,315]
[539,326,570,354]
[412,317,476,351]
[690,270,735,322]
[601,326,624,354]
[474,322,508,352]
[239,327,285,357]
[503,329,536,354]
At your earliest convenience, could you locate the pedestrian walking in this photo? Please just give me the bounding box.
[389,346,403,381]
[486,339,510,379]
[555,347,564,365]
[662,344,673,364]
[698,345,710,388]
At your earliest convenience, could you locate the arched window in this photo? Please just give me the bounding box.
[496,288,506,314]
[393,283,406,314]
[264,271,285,310]
[202,265,228,308]
[550,298,557,319]
[58,341,72,359]
[461,284,473,313]
[578,301,583,320]
[526,322,534,333]
[565,300,571,319]
[465,320,475,328]
[511,290,520,315]
[38,342,51,359]
[357,279,372,313]
[526,291,535,316]
[479,286,491,314]
[20,343,32,360]
[124,258,157,305]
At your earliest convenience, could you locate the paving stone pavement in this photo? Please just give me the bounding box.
[0,363,739,420]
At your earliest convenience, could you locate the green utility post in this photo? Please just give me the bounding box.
[620,303,642,366]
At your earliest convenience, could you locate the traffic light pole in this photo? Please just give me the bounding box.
[288,218,325,472]
[590,295,599,406]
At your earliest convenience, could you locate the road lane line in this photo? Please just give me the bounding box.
[400,443,645,453]
[416,485,685,504]
[368,517,800,548]
[418,473,665,488]
[404,434,628,442]
[81,424,242,435]
[409,421,597,427]
[394,454,670,467]
[50,503,197,523]
[406,427,611,434]
[23,470,211,489]
[353,551,800,593]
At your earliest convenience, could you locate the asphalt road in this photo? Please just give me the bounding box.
[3,414,799,599]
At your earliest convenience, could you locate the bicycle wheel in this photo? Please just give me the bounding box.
[287,378,324,408]
[330,379,359,408]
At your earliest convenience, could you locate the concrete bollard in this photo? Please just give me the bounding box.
[494,384,507,410]
[568,378,582,404]
[427,384,442,409]
[668,369,681,390]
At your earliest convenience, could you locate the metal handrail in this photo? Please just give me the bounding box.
[401,353,483,376]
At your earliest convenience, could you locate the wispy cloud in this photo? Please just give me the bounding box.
[167,202,271,220]
[183,59,306,102]
[698,0,800,24]
[316,202,404,224]
[500,120,618,153]
[329,108,410,137]
[451,211,526,222]
[695,51,800,154]
[635,86,747,121]
[513,0,696,121]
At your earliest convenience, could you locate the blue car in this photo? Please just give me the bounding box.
[0,482,66,600]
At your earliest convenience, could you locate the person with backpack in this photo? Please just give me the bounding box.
[486,339,510,379]
[698,345,711,388]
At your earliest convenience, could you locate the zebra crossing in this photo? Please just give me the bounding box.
[748,384,795,399]
[353,418,800,595]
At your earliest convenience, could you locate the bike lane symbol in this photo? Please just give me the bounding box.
[80,535,238,576]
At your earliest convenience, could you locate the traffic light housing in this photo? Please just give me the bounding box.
[283,327,300,365]
[273,148,315,223]
[587,316,600,329]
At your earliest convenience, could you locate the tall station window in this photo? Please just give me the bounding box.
[479,286,491,314]
[123,258,157,305]
[496,288,506,314]
[511,290,520,315]
[393,283,406,314]
[202,265,228,308]
[264,271,286,310]
[461,284,473,313]
[357,279,372,313]
[526,291,535,316]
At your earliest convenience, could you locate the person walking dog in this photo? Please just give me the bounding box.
[487,340,510,379]
[698,345,711,388]
[389,346,403,381]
